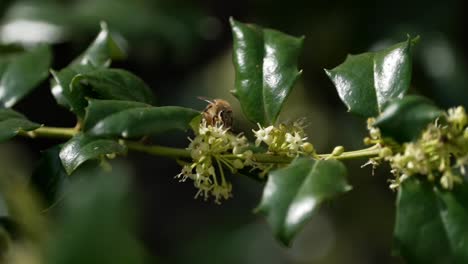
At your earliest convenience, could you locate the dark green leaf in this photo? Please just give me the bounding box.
[325,38,415,117]
[0,109,40,142]
[60,133,127,175]
[47,166,146,264]
[394,178,468,263]
[50,64,96,118]
[30,145,69,208]
[0,45,52,107]
[88,106,199,138]
[230,18,303,125]
[256,158,350,246]
[374,96,443,142]
[71,69,155,105]
[72,22,125,67]
[83,99,150,131]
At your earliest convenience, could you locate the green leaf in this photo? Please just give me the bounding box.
[325,38,416,117]
[46,166,147,264]
[256,158,350,246]
[83,99,150,131]
[88,106,199,138]
[51,64,96,118]
[71,69,155,105]
[0,109,40,142]
[230,18,303,125]
[394,178,468,263]
[0,45,52,107]
[30,145,69,208]
[374,96,443,142]
[72,22,125,67]
[59,133,127,175]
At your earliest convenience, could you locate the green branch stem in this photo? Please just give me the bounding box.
[18,126,381,163]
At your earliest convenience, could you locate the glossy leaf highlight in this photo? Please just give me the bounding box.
[60,133,127,175]
[230,18,303,125]
[257,158,350,246]
[325,38,415,117]
[374,96,443,142]
[88,106,199,138]
[0,109,40,142]
[0,45,51,107]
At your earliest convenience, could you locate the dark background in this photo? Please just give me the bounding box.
[1,0,468,263]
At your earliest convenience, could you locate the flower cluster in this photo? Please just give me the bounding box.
[367,106,468,190]
[176,119,252,204]
[252,121,315,157]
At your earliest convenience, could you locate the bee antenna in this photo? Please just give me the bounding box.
[197,96,213,103]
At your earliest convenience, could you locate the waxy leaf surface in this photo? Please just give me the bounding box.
[326,38,414,117]
[88,106,200,138]
[0,109,40,142]
[374,96,443,142]
[257,158,350,246]
[230,18,303,125]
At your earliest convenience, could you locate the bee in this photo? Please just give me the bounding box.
[199,97,233,129]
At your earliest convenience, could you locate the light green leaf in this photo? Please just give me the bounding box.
[88,106,199,138]
[0,109,40,142]
[325,38,416,117]
[257,158,350,246]
[83,99,150,131]
[230,18,303,125]
[71,69,155,105]
[394,178,468,263]
[72,22,125,67]
[374,96,443,142]
[0,45,52,107]
[59,133,127,175]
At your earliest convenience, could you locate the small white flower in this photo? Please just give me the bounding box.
[285,132,306,151]
[253,124,274,146]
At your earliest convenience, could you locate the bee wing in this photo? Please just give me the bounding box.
[197,96,214,104]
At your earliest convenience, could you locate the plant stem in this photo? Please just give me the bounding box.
[17,126,381,163]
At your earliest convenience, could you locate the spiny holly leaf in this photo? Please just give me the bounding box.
[87,106,199,138]
[325,37,416,117]
[59,133,127,175]
[374,96,443,143]
[230,18,303,125]
[0,109,40,142]
[256,158,350,246]
[83,99,150,131]
[394,178,468,263]
[72,22,126,67]
[0,45,51,108]
[71,69,155,105]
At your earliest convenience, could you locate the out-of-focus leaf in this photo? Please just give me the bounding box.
[72,22,125,67]
[0,109,40,142]
[394,178,468,263]
[374,96,443,142]
[325,38,415,117]
[59,133,127,175]
[71,69,155,105]
[46,166,147,264]
[0,45,51,107]
[230,18,303,125]
[256,158,350,246]
[88,106,199,138]
[83,99,150,131]
[30,145,69,208]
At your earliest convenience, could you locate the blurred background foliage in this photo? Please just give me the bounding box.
[0,0,467,263]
